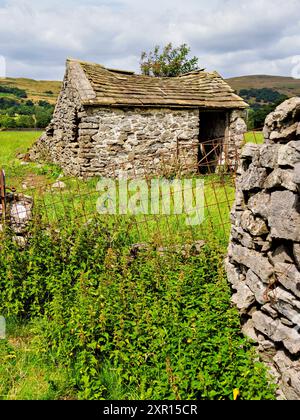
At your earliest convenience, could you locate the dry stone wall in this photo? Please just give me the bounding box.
[228,110,247,160]
[226,97,300,400]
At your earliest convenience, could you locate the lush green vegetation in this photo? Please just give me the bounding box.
[0,320,74,400]
[238,88,288,130]
[240,88,287,104]
[0,90,54,129]
[0,77,60,129]
[0,132,274,400]
[227,75,300,99]
[247,99,288,130]
[0,85,28,98]
[0,131,276,400]
[0,131,59,185]
[0,220,276,400]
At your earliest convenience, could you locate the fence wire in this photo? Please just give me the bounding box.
[0,133,262,248]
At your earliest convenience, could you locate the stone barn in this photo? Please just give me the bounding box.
[31,59,248,177]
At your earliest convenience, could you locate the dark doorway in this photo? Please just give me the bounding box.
[198,111,228,174]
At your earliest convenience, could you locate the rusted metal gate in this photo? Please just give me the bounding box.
[0,169,17,225]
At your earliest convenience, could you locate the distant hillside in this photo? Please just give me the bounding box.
[0,77,61,105]
[226,75,300,129]
[0,78,61,130]
[226,75,300,98]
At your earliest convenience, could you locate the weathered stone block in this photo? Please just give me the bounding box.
[294,162,300,185]
[229,244,273,282]
[278,142,300,167]
[262,303,278,318]
[269,245,294,265]
[240,143,260,159]
[269,191,300,242]
[269,123,299,142]
[252,311,300,354]
[242,318,259,341]
[224,258,245,288]
[274,351,300,400]
[259,144,280,168]
[264,97,300,142]
[231,283,255,312]
[247,191,271,220]
[239,166,267,191]
[231,226,256,249]
[79,123,99,129]
[270,287,300,325]
[293,243,300,269]
[264,168,298,192]
[274,262,300,299]
[240,210,269,236]
[246,270,269,305]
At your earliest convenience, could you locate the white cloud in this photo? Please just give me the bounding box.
[0,0,299,80]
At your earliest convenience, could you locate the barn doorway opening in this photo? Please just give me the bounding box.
[198,111,228,174]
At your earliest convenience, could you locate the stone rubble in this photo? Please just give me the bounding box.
[51,181,67,190]
[0,194,33,245]
[226,97,300,400]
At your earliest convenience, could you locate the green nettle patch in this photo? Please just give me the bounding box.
[0,217,276,400]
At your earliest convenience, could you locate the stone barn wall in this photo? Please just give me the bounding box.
[226,98,300,400]
[76,107,200,178]
[31,69,84,176]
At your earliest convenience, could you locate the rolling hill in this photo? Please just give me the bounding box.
[0,77,61,105]
[227,75,300,98]
[0,78,61,129]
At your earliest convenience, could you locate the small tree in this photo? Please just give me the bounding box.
[17,115,35,129]
[35,108,52,128]
[140,43,200,77]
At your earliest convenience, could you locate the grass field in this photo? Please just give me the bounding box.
[0,131,42,167]
[0,320,74,400]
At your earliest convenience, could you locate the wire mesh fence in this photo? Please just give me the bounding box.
[0,132,263,249]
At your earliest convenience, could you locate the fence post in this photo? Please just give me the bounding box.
[0,169,6,222]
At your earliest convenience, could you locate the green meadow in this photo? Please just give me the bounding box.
[0,131,42,167]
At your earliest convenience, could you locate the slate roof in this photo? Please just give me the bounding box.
[67,59,248,109]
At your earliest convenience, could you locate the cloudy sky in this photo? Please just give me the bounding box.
[0,0,300,80]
